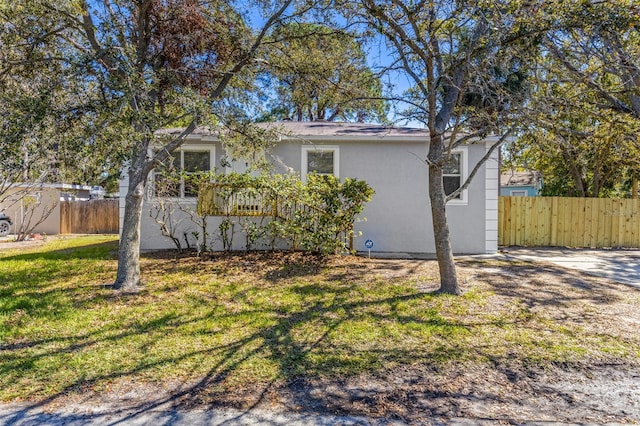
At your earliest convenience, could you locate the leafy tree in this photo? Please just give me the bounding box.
[260,22,387,122]
[505,1,640,198]
[1,1,131,189]
[1,3,73,200]
[339,0,534,294]
[5,0,315,292]
[541,0,640,121]
[507,74,640,197]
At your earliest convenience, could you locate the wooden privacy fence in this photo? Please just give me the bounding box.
[60,199,119,234]
[499,196,640,248]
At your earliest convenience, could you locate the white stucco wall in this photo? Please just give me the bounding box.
[127,135,500,255]
[279,140,493,254]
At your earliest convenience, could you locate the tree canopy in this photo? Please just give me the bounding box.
[505,0,640,198]
[260,22,387,122]
[0,1,125,198]
[1,0,318,291]
[4,0,639,295]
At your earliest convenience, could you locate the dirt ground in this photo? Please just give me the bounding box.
[30,361,636,425]
[3,244,640,423]
[0,237,47,251]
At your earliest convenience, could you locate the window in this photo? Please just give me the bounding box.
[183,150,211,197]
[153,146,214,198]
[301,146,339,181]
[442,148,467,204]
[510,190,527,197]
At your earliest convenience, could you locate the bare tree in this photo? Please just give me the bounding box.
[341,0,532,294]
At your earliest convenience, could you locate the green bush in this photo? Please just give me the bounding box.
[197,173,374,254]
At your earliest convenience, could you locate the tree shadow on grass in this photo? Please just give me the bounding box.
[2,253,638,424]
[0,276,488,423]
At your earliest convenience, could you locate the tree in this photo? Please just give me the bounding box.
[0,1,129,201]
[5,0,318,292]
[506,74,640,198]
[504,1,640,198]
[542,0,640,121]
[340,0,533,294]
[261,22,387,122]
[0,2,67,202]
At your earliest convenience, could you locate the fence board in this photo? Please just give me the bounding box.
[60,200,119,234]
[498,196,640,248]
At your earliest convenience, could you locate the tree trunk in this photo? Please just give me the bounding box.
[428,135,461,295]
[114,164,146,292]
[562,150,587,197]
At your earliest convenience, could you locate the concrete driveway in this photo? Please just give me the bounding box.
[500,247,640,289]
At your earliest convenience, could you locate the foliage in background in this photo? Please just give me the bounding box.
[541,0,640,122]
[504,0,640,197]
[260,23,387,123]
[505,81,640,198]
[0,2,126,198]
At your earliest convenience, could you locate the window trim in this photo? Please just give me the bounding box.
[444,146,468,205]
[510,190,528,197]
[151,145,215,200]
[301,145,340,182]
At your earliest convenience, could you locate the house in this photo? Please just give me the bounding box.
[500,170,542,197]
[123,121,501,255]
[0,183,91,235]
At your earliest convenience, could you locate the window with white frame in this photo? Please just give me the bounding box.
[153,146,214,198]
[443,148,468,204]
[510,190,527,196]
[301,146,339,180]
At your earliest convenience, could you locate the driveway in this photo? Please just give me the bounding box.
[500,247,640,288]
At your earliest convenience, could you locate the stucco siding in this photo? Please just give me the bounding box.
[484,150,500,253]
[0,186,61,235]
[445,144,489,254]
[272,139,491,254]
[132,135,498,255]
[341,140,433,253]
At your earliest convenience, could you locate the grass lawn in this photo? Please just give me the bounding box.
[1,235,639,406]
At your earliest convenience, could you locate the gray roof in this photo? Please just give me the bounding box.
[156,121,429,140]
[258,121,429,138]
[156,121,507,144]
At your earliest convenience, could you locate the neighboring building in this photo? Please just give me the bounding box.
[122,121,502,255]
[500,170,542,197]
[0,183,91,235]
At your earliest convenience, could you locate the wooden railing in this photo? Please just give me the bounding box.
[198,184,275,216]
[197,183,355,250]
